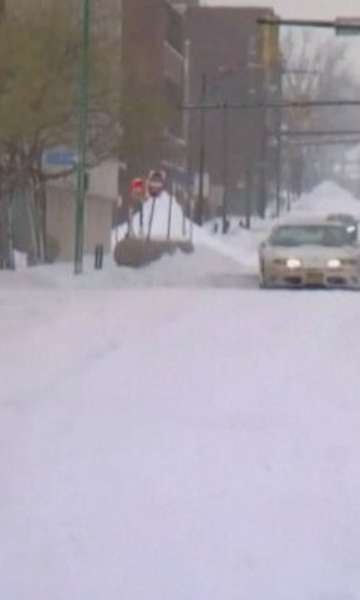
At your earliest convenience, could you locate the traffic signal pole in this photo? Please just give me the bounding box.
[74,0,91,275]
[196,73,207,225]
[183,99,360,111]
[257,16,360,34]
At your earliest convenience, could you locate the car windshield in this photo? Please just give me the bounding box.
[269,224,349,247]
[327,214,357,225]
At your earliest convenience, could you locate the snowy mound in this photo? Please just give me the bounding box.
[138,193,190,240]
[113,193,193,244]
[114,193,249,266]
[291,181,360,217]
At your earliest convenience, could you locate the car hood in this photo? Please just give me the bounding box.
[262,245,359,265]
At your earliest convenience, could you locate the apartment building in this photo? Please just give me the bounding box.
[121,0,187,192]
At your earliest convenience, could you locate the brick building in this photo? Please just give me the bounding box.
[121,0,187,194]
[185,6,280,219]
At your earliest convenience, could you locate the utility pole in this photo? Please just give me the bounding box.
[183,40,191,151]
[275,65,283,218]
[183,39,193,223]
[245,166,252,229]
[74,0,91,275]
[221,102,229,233]
[258,123,268,218]
[195,73,207,225]
[5,192,15,270]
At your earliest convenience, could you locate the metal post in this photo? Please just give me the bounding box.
[275,66,283,218]
[167,182,174,241]
[258,121,268,218]
[196,73,207,225]
[182,202,187,237]
[221,102,229,233]
[147,197,156,242]
[189,199,194,243]
[183,40,191,150]
[139,204,144,237]
[74,0,91,275]
[245,167,252,229]
[6,192,15,270]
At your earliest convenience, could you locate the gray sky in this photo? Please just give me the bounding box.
[205,0,360,20]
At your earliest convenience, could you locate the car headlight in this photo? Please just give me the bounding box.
[327,259,342,269]
[286,258,302,269]
[346,225,356,233]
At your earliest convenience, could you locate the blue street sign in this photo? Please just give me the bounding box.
[44,150,77,167]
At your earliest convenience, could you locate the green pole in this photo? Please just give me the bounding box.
[74,0,91,275]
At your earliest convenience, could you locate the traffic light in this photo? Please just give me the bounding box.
[262,24,279,67]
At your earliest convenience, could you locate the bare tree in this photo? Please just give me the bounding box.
[0,0,122,265]
[281,30,360,195]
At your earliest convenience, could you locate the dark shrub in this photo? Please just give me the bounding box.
[113,238,194,267]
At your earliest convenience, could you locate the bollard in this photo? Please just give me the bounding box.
[94,244,104,270]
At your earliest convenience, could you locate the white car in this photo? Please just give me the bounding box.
[259,217,360,289]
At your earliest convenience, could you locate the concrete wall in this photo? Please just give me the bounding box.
[46,185,114,262]
[87,161,120,200]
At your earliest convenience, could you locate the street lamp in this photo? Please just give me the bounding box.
[74,0,91,275]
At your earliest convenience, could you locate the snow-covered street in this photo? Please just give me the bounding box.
[2,288,360,600]
[3,0,360,594]
[1,182,360,599]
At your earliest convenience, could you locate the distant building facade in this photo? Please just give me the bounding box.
[185,6,281,218]
[121,0,187,197]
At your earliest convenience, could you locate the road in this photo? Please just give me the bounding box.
[1,285,360,600]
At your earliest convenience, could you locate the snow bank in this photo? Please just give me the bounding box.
[200,226,263,269]
[114,193,257,268]
[291,180,360,217]
[0,194,253,290]
[0,246,245,290]
[118,192,190,242]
